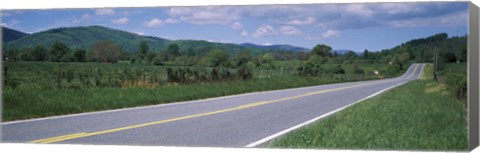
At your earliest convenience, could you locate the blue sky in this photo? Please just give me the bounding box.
[0,2,468,52]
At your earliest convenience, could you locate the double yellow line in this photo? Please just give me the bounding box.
[30,64,420,144]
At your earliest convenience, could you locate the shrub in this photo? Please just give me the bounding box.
[445,73,467,102]
[332,65,345,74]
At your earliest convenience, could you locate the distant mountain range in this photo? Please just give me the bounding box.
[240,43,309,52]
[2,26,312,55]
[332,49,362,55]
[2,26,29,43]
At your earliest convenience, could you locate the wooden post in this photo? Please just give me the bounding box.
[56,64,62,88]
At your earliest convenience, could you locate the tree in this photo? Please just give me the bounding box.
[73,49,86,62]
[28,45,48,61]
[445,52,457,63]
[398,52,410,66]
[49,41,70,62]
[88,41,123,63]
[207,48,229,67]
[186,48,195,57]
[364,49,369,59]
[138,41,149,60]
[343,51,358,61]
[235,50,252,67]
[311,44,332,58]
[166,43,181,61]
[260,53,275,69]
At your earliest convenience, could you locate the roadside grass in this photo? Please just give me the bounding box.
[445,63,466,74]
[3,74,392,121]
[267,63,468,151]
[2,61,408,121]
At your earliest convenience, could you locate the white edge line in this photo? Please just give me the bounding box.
[244,81,411,147]
[1,64,420,125]
[245,64,423,147]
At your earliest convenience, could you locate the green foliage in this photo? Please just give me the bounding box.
[88,41,124,63]
[137,41,150,60]
[49,41,71,62]
[207,48,230,67]
[17,45,48,61]
[445,73,467,102]
[311,44,332,58]
[332,65,345,74]
[73,49,87,62]
[298,56,321,76]
[166,43,181,61]
[237,61,255,80]
[260,53,275,69]
[352,64,364,74]
[235,50,252,67]
[4,26,169,53]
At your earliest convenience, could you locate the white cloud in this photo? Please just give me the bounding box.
[164,18,179,24]
[111,17,129,25]
[144,18,179,28]
[136,32,145,36]
[287,17,316,25]
[169,7,239,25]
[387,10,467,28]
[231,22,243,30]
[253,25,278,37]
[263,42,272,46]
[1,23,7,27]
[241,30,249,36]
[72,14,91,24]
[279,26,302,35]
[144,18,164,28]
[322,29,339,38]
[95,8,115,16]
[344,4,374,18]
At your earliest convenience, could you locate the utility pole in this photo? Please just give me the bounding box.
[433,46,438,81]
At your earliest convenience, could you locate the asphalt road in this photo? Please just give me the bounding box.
[1,64,424,147]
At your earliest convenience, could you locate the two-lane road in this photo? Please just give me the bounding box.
[2,64,424,147]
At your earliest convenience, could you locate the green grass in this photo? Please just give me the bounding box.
[445,63,466,74]
[267,63,468,151]
[2,61,406,121]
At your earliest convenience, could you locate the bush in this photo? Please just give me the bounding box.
[237,62,255,80]
[332,65,345,74]
[353,64,364,74]
[386,64,401,76]
[445,73,467,102]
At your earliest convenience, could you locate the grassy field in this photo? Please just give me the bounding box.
[267,64,468,151]
[2,61,407,121]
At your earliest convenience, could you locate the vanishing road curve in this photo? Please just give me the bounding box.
[2,64,424,147]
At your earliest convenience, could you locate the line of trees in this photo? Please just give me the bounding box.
[5,40,125,63]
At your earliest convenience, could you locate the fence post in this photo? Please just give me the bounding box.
[56,64,62,88]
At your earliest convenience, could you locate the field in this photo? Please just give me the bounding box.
[2,61,406,121]
[267,64,468,151]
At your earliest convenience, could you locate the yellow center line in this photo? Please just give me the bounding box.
[30,65,420,144]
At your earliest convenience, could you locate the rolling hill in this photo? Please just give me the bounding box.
[3,26,312,55]
[240,43,309,52]
[2,26,29,43]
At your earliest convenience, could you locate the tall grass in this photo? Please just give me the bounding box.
[267,63,468,151]
[2,61,405,121]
